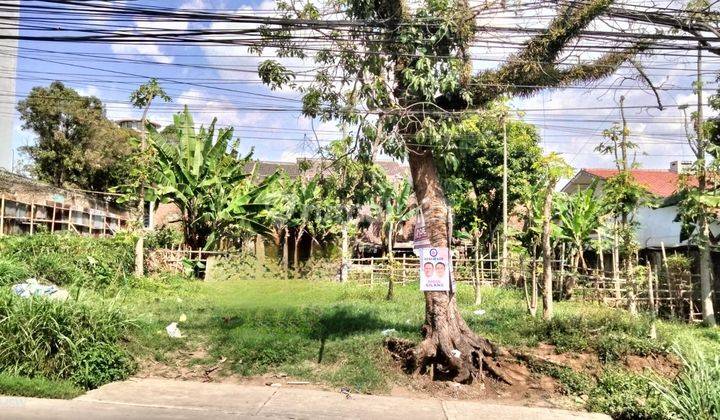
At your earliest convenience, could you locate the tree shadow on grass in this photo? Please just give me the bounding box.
[213,304,417,364]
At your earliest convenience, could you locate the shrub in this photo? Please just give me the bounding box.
[145,226,183,250]
[651,349,720,420]
[0,290,136,389]
[587,368,665,420]
[520,354,594,395]
[0,257,32,286]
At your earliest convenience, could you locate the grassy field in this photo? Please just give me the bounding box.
[121,277,719,386]
[2,234,719,417]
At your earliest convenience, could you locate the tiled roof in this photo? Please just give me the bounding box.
[582,168,694,197]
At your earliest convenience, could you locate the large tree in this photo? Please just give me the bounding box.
[255,0,645,383]
[438,108,543,248]
[17,81,135,191]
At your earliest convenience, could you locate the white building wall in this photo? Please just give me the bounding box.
[634,205,720,248]
[0,0,19,170]
[635,206,684,248]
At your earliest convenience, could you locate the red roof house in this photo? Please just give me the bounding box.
[562,162,696,198]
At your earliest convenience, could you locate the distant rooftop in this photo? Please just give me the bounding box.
[245,158,410,181]
[563,161,698,198]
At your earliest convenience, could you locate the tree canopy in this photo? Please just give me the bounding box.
[17,81,136,191]
[438,109,543,240]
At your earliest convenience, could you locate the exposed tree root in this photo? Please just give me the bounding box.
[385,291,513,385]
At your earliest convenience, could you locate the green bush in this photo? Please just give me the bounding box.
[540,309,665,360]
[0,257,32,286]
[587,368,665,420]
[521,355,594,395]
[0,233,134,288]
[651,349,720,420]
[0,290,136,389]
[145,226,183,250]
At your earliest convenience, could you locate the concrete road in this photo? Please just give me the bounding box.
[0,378,609,420]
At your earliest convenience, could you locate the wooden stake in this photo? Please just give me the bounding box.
[51,203,57,233]
[559,242,565,295]
[29,203,35,234]
[613,229,620,301]
[647,262,657,339]
[661,241,674,317]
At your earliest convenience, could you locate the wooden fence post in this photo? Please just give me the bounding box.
[401,254,407,284]
[647,262,657,339]
[660,241,674,317]
[559,242,565,295]
[29,203,35,234]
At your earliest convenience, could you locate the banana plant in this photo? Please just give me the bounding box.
[147,107,276,250]
[373,179,417,256]
[556,183,608,270]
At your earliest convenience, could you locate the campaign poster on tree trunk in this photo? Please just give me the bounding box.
[419,247,451,291]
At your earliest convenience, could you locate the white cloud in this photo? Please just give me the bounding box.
[76,85,100,98]
[110,43,174,64]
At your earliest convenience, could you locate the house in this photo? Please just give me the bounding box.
[561,161,719,249]
[0,169,129,235]
[115,119,161,132]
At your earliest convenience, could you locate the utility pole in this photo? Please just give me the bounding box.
[0,0,18,171]
[619,96,628,174]
[695,44,716,327]
[501,115,508,284]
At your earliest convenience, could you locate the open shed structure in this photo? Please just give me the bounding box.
[0,170,129,236]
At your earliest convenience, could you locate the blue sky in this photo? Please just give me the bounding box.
[11,0,720,172]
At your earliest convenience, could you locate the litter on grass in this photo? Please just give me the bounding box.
[11,278,69,301]
[381,328,397,336]
[166,322,183,338]
[473,309,486,316]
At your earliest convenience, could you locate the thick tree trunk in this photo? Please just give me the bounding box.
[405,147,510,384]
[541,187,554,320]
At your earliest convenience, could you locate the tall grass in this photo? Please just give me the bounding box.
[652,349,720,420]
[0,290,136,389]
[0,233,135,289]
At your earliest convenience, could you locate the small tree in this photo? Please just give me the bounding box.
[533,153,572,320]
[129,79,171,276]
[373,179,416,299]
[321,139,389,281]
